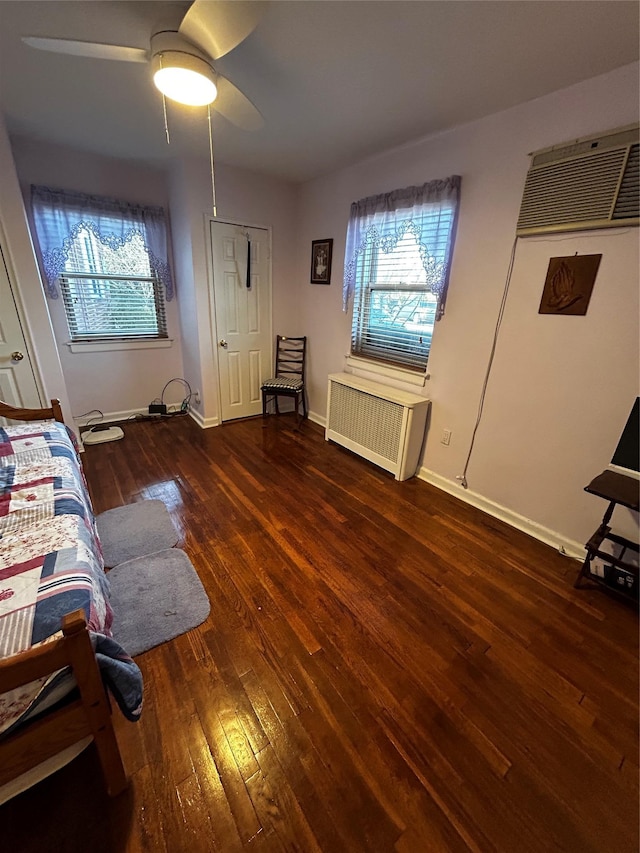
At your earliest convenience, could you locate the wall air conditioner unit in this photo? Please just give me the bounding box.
[517,123,639,236]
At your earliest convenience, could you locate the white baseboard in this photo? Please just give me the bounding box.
[75,407,147,427]
[188,408,219,429]
[75,405,219,431]
[417,467,584,561]
[308,410,326,428]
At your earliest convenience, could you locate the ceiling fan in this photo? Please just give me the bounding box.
[22,0,266,131]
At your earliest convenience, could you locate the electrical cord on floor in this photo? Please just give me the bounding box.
[128,411,189,422]
[139,378,194,422]
[457,235,519,489]
[156,377,193,413]
[73,409,104,431]
[161,377,192,411]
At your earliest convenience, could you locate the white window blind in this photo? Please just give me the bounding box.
[59,226,167,342]
[60,273,168,341]
[351,209,456,369]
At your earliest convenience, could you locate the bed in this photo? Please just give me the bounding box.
[0,398,142,802]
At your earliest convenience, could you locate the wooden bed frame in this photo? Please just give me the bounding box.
[0,399,127,797]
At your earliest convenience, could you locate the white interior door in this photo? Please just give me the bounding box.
[210,220,272,421]
[0,242,40,411]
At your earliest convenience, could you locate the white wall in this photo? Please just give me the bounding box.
[0,116,72,423]
[10,136,185,419]
[9,135,299,425]
[296,62,640,552]
[168,156,299,425]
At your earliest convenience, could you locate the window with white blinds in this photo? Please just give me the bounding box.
[351,208,456,369]
[60,273,167,340]
[59,228,167,341]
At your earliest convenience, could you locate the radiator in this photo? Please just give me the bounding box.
[325,372,430,481]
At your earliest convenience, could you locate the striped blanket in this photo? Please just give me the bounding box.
[0,420,142,734]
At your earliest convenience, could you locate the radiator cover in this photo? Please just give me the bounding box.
[325,372,430,481]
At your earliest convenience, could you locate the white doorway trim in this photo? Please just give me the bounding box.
[205,214,273,424]
[0,221,44,409]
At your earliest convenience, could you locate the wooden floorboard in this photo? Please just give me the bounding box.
[2,414,638,852]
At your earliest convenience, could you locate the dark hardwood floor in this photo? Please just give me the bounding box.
[3,414,638,852]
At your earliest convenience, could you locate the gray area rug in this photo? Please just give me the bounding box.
[97,499,179,568]
[108,549,210,656]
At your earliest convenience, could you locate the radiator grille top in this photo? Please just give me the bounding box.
[328,381,403,461]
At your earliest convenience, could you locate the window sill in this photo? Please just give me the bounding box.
[67,339,173,353]
[345,355,429,387]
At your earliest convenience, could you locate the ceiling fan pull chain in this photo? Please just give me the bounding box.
[162,94,171,145]
[208,105,218,217]
[158,56,171,145]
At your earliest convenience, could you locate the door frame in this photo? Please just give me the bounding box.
[205,215,273,424]
[0,220,45,409]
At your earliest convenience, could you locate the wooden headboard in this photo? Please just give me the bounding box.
[0,399,64,424]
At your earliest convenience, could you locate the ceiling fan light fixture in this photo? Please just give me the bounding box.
[153,50,217,107]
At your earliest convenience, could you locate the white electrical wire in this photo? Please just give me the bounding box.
[457,226,628,488]
[458,234,519,488]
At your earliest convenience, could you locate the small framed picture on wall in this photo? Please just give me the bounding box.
[538,254,602,315]
[310,239,333,284]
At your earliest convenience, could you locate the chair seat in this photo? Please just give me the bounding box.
[261,377,304,391]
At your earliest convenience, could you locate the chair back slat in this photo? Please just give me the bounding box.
[275,336,306,380]
[262,335,308,424]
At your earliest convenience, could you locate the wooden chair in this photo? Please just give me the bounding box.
[261,336,307,426]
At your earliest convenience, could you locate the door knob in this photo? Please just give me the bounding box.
[11,351,24,362]
[219,339,228,348]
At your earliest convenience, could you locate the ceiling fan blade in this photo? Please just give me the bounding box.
[179,0,267,60]
[213,74,264,131]
[22,37,148,63]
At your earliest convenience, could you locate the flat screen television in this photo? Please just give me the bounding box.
[609,397,639,477]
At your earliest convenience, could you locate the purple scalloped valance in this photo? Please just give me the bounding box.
[343,176,460,317]
[30,186,174,301]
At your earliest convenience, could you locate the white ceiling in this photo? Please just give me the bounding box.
[0,1,638,183]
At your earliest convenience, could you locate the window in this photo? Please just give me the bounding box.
[30,186,173,343]
[344,177,460,370]
[60,228,167,341]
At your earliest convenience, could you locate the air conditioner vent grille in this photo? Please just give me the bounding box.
[328,382,403,461]
[518,148,627,230]
[517,125,639,235]
[613,143,639,219]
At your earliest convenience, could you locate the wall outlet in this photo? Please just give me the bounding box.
[193,390,201,404]
[441,428,452,446]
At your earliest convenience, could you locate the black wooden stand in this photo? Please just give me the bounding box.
[575,470,639,601]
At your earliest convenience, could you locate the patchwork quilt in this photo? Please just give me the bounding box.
[0,420,142,735]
